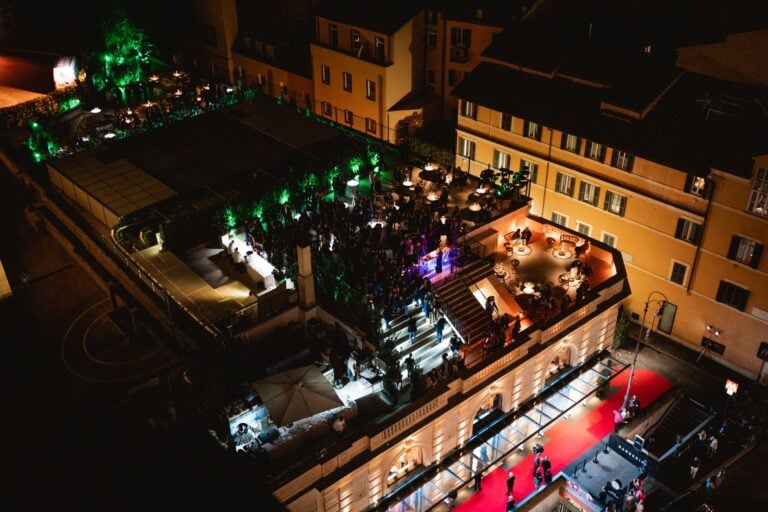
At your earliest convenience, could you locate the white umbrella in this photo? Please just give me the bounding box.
[253,365,344,426]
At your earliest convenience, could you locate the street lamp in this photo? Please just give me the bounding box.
[622,291,668,412]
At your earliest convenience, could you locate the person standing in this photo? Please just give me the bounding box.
[690,456,701,480]
[534,470,542,489]
[506,495,516,512]
[506,471,515,495]
[541,456,551,474]
[613,409,624,433]
[708,435,719,457]
[435,316,447,346]
[473,471,483,491]
[533,453,541,477]
[407,315,417,345]
[705,477,715,496]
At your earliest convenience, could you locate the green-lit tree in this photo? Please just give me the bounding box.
[93,11,154,105]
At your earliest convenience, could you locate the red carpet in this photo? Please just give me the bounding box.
[455,369,672,512]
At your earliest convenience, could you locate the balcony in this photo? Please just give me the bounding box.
[450,45,470,63]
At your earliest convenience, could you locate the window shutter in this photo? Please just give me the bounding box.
[524,121,530,137]
[626,154,635,172]
[619,196,627,216]
[737,288,750,310]
[603,193,610,211]
[560,133,567,149]
[684,174,694,193]
[750,243,764,269]
[693,223,703,245]
[727,236,740,260]
[576,137,582,154]
[599,144,606,162]
[578,181,586,201]
[716,281,727,302]
[675,218,685,239]
[610,149,618,167]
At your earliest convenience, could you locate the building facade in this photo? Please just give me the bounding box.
[452,32,768,379]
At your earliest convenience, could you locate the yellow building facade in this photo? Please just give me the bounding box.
[453,75,768,380]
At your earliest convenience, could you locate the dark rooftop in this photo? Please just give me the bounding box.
[314,0,423,35]
[440,0,524,28]
[88,96,361,196]
[452,62,768,177]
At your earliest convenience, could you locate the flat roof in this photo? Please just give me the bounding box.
[453,62,768,177]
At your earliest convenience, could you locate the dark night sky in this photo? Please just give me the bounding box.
[4,0,195,58]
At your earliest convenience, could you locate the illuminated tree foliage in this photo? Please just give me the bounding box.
[94,12,154,104]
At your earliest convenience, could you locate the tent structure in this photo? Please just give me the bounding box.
[253,365,344,426]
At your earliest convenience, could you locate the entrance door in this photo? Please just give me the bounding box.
[657,302,677,334]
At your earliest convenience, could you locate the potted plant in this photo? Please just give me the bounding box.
[613,307,631,350]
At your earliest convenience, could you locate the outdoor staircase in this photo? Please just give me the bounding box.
[434,258,494,347]
[645,396,713,457]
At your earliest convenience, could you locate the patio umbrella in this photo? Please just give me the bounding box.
[253,365,344,426]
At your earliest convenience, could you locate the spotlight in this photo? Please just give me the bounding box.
[707,325,713,332]
[714,330,721,337]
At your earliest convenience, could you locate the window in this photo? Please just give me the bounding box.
[351,30,361,50]
[716,281,750,311]
[329,24,338,47]
[586,141,605,162]
[727,236,763,268]
[500,113,512,131]
[450,27,471,47]
[686,175,708,197]
[602,232,617,248]
[555,172,575,196]
[675,218,703,245]
[604,190,627,216]
[344,110,353,125]
[458,137,475,160]
[551,211,568,227]
[365,118,376,133]
[427,10,438,24]
[375,36,385,62]
[342,72,352,92]
[460,100,476,120]
[448,70,458,86]
[427,30,437,49]
[670,261,688,285]
[426,70,436,92]
[521,159,538,184]
[366,80,376,100]
[561,133,581,153]
[747,167,768,217]
[493,150,510,170]
[524,120,541,141]
[578,181,600,206]
[576,221,592,236]
[320,64,330,84]
[321,101,332,116]
[611,149,634,171]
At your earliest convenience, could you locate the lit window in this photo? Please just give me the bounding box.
[674,218,702,245]
[521,160,538,184]
[343,72,352,92]
[586,141,604,161]
[727,235,763,268]
[365,118,376,133]
[344,110,354,125]
[458,137,475,160]
[611,149,633,171]
[493,150,510,170]
[321,64,330,85]
[604,190,627,216]
[524,121,540,140]
[562,133,580,153]
[689,175,707,196]
[747,167,768,217]
[366,80,376,101]
[578,181,600,206]
[555,173,575,196]
[321,101,332,116]
[460,100,476,120]
[351,30,361,50]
